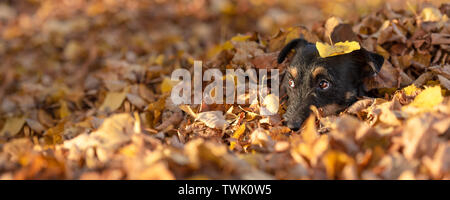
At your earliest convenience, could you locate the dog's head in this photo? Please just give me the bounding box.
[278,38,384,131]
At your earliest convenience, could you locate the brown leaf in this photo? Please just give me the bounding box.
[431,33,450,45]
[437,75,450,90]
[251,52,283,69]
[402,115,440,160]
[429,65,450,79]
[25,118,45,134]
[331,24,358,43]
[126,93,147,109]
[364,61,398,90]
[423,143,450,178]
[346,98,375,115]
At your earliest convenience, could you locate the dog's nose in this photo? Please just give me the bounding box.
[286,120,303,131]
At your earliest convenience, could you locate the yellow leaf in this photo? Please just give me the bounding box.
[410,85,443,109]
[420,7,443,22]
[59,100,71,119]
[221,41,234,51]
[376,45,390,59]
[133,112,141,133]
[293,132,329,167]
[316,41,360,58]
[99,89,128,112]
[207,40,234,58]
[154,54,164,66]
[0,116,26,137]
[294,114,330,166]
[230,123,246,150]
[403,84,420,96]
[284,27,301,45]
[147,96,167,127]
[179,104,197,118]
[301,115,319,144]
[231,34,251,42]
[119,144,138,157]
[44,122,65,145]
[160,76,178,93]
[322,150,354,179]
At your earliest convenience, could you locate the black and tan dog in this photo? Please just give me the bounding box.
[278,38,384,131]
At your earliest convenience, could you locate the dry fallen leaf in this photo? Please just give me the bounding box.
[408,85,443,110]
[260,93,280,116]
[324,16,342,42]
[229,122,246,150]
[99,89,128,112]
[403,84,420,96]
[0,1,449,180]
[0,116,26,138]
[322,150,354,179]
[249,128,274,149]
[160,76,178,93]
[196,111,229,129]
[291,115,329,167]
[316,41,361,58]
[91,113,135,150]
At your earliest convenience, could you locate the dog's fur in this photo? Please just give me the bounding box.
[278,38,384,131]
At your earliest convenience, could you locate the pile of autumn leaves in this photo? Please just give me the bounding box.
[0,3,449,179]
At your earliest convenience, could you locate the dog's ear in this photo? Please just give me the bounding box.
[353,48,384,78]
[277,38,309,64]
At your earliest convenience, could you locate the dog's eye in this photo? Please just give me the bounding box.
[288,79,295,88]
[318,80,330,90]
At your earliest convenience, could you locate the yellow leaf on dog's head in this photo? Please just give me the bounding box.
[316,41,360,58]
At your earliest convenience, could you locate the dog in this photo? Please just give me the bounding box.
[277,38,384,131]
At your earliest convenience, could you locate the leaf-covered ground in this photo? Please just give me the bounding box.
[0,0,449,180]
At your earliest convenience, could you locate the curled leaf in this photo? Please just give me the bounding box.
[316,41,360,58]
[196,111,229,129]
